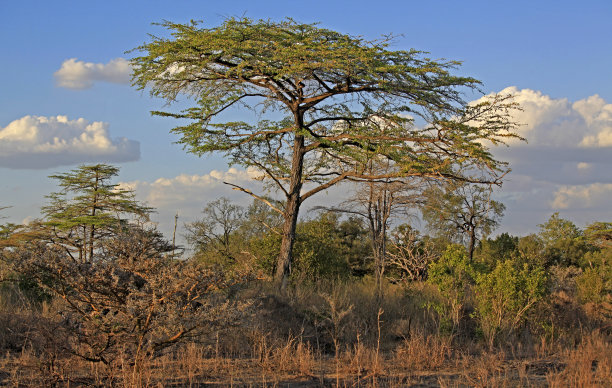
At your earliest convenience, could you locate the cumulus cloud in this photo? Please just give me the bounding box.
[54,58,131,89]
[120,168,264,210]
[490,87,612,148]
[472,88,612,232]
[119,168,266,243]
[482,88,612,187]
[119,168,351,243]
[0,115,139,169]
[551,183,612,210]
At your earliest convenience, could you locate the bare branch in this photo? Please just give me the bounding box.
[223,181,284,215]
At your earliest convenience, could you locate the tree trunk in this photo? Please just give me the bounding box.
[89,173,100,262]
[373,237,386,300]
[468,229,476,263]
[274,134,304,291]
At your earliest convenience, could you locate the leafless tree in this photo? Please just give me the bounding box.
[387,225,437,282]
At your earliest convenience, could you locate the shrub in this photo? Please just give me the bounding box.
[5,225,249,366]
[427,244,477,333]
[474,259,547,348]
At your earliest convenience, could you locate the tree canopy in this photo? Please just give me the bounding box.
[131,17,520,288]
[422,183,505,262]
[42,164,152,262]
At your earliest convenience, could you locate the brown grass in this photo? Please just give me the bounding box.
[1,278,611,387]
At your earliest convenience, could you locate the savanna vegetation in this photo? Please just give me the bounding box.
[1,17,610,387]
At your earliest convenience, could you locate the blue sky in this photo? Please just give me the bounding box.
[1,0,611,240]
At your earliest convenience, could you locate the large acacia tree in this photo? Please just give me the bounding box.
[131,17,519,289]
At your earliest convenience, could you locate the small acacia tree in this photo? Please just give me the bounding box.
[132,17,519,289]
[42,164,152,262]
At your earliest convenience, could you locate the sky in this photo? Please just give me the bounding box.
[1,0,611,243]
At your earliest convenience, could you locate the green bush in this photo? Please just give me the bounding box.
[576,249,611,303]
[474,259,547,347]
[427,244,477,333]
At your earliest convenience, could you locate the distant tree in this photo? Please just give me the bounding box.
[41,164,152,262]
[185,197,245,263]
[476,232,519,269]
[422,183,505,262]
[317,159,424,296]
[584,221,612,249]
[387,224,437,282]
[335,216,371,277]
[514,234,546,267]
[537,212,588,267]
[132,17,520,289]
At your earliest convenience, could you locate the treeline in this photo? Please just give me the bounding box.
[0,163,610,385]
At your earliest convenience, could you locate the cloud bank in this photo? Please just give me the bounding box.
[54,58,131,89]
[497,87,612,148]
[120,168,264,211]
[485,88,612,231]
[0,115,140,169]
[120,167,351,242]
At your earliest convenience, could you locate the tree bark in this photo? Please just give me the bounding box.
[89,171,100,262]
[468,229,476,263]
[274,134,305,291]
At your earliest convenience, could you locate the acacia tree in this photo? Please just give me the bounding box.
[422,183,505,262]
[131,18,519,289]
[42,164,152,262]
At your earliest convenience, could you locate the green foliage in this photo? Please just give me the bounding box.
[130,16,518,182]
[584,221,612,249]
[474,259,547,347]
[427,244,478,332]
[515,234,547,267]
[42,164,152,262]
[576,248,612,304]
[248,231,282,275]
[476,232,518,269]
[187,202,366,281]
[292,213,352,281]
[538,213,588,267]
[428,244,477,297]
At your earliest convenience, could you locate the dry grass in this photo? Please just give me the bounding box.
[546,331,612,388]
[1,278,611,387]
[394,332,453,371]
[2,329,611,387]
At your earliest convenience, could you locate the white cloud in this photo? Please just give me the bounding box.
[54,58,131,89]
[120,167,263,210]
[0,115,139,169]
[119,168,354,244]
[472,88,612,233]
[119,168,267,243]
[486,87,612,148]
[576,162,591,171]
[551,183,612,210]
